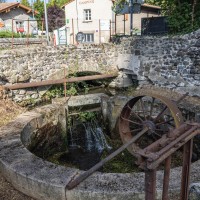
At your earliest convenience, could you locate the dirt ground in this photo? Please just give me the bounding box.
[0,99,35,200]
[0,172,34,200]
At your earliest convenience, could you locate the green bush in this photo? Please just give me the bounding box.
[0,31,34,38]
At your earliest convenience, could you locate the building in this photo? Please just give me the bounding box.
[116,3,161,35]
[63,0,161,44]
[0,3,38,34]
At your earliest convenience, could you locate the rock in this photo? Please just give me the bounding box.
[189,183,200,200]
[17,74,30,82]
[31,94,39,99]
[19,90,26,95]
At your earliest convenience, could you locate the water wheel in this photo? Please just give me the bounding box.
[118,94,184,156]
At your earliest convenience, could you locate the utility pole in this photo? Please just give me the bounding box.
[130,0,133,36]
[44,0,49,44]
[32,0,34,19]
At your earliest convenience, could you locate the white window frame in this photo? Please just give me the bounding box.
[83,9,91,21]
[83,33,94,43]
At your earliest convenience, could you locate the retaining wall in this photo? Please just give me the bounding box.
[0,29,199,101]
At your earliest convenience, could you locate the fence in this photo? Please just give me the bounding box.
[0,18,45,48]
[141,16,169,35]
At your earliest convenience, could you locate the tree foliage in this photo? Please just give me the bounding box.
[33,0,44,29]
[33,0,68,30]
[20,0,30,7]
[48,0,69,8]
[113,0,200,34]
[47,5,65,32]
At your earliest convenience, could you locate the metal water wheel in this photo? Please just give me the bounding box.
[118,94,184,156]
[66,93,200,200]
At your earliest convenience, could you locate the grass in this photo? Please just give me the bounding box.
[0,99,26,127]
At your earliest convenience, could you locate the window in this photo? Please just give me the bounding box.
[83,9,91,21]
[83,33,94,43]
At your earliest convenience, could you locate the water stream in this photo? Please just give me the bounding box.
[67,120,112,170]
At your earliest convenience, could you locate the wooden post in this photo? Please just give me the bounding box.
[99,19,101,44]
[72,18,74,45]
[109,20,111,41]
[41,19,44,41]
[124,14,125,35]
[64,67,67,101]
[27,18,30,47]
[12,18,14,49]
[115,14,116,35]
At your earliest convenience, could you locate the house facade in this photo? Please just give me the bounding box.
[64,0,161,44]
[64,0,114,44]
[0,3,38,34]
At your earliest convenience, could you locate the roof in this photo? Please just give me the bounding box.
[0,3,38,14]
[142,3,161,9]
[62,0,161,10]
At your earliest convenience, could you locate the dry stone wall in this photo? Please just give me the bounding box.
[0,29,200,102]
[0,44,117,102]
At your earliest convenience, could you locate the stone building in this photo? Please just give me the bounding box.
[0,2,38,34]
[63,0,160,44]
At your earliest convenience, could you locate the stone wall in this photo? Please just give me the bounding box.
[116,29,200,97]
[0,29,200,102]
[0,44,117,102]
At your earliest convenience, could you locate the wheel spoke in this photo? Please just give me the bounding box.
[127,104,144,122]
[149,97,155,118]
[140,99,147,120]
[156,118,174,126]
[120,116,142,126]
[122,128,143,134]
[153,105,168,122]
[167,122,175,127]
[152,131,162,137]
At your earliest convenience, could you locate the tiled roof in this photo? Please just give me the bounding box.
[142,3,161,9]
[0,3,38,14]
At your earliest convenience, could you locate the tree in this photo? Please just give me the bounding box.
[20,0,30,7]
[47,5,65,32]
[33,0,44,29]
[48,0,69,8]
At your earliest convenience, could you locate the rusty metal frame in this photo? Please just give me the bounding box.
[3,73,118,90]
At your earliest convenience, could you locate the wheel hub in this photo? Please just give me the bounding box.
[142,120,156,134]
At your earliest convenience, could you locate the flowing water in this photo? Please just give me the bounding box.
[67,120,112,170]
